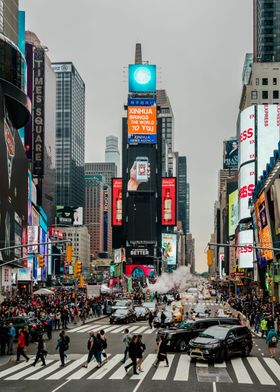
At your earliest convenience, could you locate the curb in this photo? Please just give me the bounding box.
[0,356,12,367]
[68,315,108,329]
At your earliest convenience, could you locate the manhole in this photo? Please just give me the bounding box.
[196,367,233,383]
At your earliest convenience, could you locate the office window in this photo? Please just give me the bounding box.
[273,91,279,99]
[262,78,268,86]
[273,78,277,86]
[256,78,259,86]
[262,91,268,99]
[251,91,258,100]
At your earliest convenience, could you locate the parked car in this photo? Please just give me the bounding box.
[188,325,252,362]
[157,317,241,352]
[109,308,136,324]
[153,310,173,329]
[133,306,149,321]
[1,317,45,342]
[111,300,132,311]
[191,305,210,318]
[142,302,157,312]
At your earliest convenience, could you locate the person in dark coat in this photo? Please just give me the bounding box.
[148,311,154,329]
[154,335,169,367]
[124,335,138,375]
[136,334,146,372]
[31,335,46,366]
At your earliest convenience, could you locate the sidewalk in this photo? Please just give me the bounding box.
[67,314,108,329]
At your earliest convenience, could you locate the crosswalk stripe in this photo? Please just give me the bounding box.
[214,362,226,368]
[231,358,252,384]
[109,358,130,379]
[174,355,190,381]
[46,355,88,380]
[263,358,280,382]
[87,354,123,379]
[111,325,129,333]
[76,325,102,333]
[143,328,155,334]
[130,354,157,380]
[26,361,62,380]
[0,357,35,379]
[69,324,99,333]
[125,325,140,333]
[133,326,149,334]
[195,362,208,367]
[247,357,275,385]
[152,354,174,380]
[67,354,112,380]
[101,325,121,333]
[5,360,54,380]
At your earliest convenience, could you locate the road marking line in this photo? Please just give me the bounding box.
[87,354,122,379]
[213,381,217,392]
[214,361,226,368]
[133,326,149,334]
[195,362,208,367]
[46,355,87,380]
[109,358,130,379]
[246,357,275,385]
[76,325,102,333]
[143,328,155,334]
[50,379,70,392]
[152,354,174,380]
[174,354,190,381]
[110,325,129,333]
[5,360,54,380]
[231,358,253,384]
[0,357,35,378]
[68,324,100,333]
[263,358,280,381]
[130,354,157,380]
[67,354,111,379]
[26,361,62,380]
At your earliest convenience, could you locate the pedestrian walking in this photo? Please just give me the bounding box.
[124,335,138,375]
[261,317,268,338]
[136,334,146,372]
[56,331,69,366]
[121,328,132,363]
[100,329,108,363]
[16,329,29,362]
[154,335,169,368]
[55,310,61,330]
[148,311,154,329]
[7,322,16,355]
[31,335,46,366]
[45,315,53,340]
[82,331,102,368]
[266,326,279,358]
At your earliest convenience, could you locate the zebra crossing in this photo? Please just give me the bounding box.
[1,353,280,385]
[68,323,157,335]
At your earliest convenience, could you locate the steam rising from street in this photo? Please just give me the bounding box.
[149,266,195,294]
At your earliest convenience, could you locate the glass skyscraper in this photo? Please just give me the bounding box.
[52,62,85,207]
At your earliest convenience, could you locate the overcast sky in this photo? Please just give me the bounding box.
[20,0,253,272]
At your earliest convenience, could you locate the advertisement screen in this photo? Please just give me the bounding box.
[125,264,155,278]
[223,139,238,169]
[17,268,32,282]
[239,162,255,221]
[127,194,156,241]
[238,230,254,269]
[228,189,238,237]
[127,145,156,192]
[162,178,176,226]
[239,106,255,167]
[128,99,157,144]
[112,178,122,226]
[257,105,280,179]
[255,193,273,261]
[162,233,177,265]
[56,206,83,226]
[128,64,156,93]
[27,225,39,253]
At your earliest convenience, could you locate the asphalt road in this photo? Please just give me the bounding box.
[0,299,279,392]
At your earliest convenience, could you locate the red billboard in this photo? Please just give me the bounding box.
[162,178,176,226]
[112,178,123,226]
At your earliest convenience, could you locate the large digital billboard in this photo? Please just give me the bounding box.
[257,104,280,179]
[125,264,155,278]
[127,145,156,192]
[128,98,157,144]
[239,161,255,221]
[56,206,83,226]
[228,189,238,237]
[127,194,156,242]
[162,178,176,226]
[238,230,254,269]
[162,233,177,265]
[239,106,255,167]
[112,178,122,226]
[128,64,156,93]
[254,193,273,261]
[223,139,238,169]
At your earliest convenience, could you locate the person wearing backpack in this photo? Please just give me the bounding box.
[82,331,102,368]
[266,326,278,358]
[100,329,108,363]
[56,331,69,366]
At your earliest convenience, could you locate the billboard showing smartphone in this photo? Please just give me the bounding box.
[127,145,156,192]
[112,178,122,226]
[162,178,176,226]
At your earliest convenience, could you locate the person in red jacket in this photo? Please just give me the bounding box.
[16,329,29,362]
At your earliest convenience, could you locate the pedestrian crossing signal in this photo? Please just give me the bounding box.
[38,254,44,268]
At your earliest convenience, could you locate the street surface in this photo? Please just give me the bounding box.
[0,300,279,392]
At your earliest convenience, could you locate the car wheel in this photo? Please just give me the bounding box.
[242,345,251,357]
[178,340,187,352]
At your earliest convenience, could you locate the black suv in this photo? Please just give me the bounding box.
[188,325,252,362]
[157,317,240,352]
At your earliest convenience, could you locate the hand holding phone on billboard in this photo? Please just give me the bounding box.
[128,157,150,191]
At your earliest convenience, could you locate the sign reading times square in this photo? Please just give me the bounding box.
[33,48,45,177]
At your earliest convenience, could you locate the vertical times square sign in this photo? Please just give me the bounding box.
[33,48,45,177]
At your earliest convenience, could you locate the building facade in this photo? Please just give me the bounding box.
[0,0,18,45]
[178,156,187,234]
[85,162,117,185]
[61,226,90,270]
[52,62,85,208]
[105,135,120,176]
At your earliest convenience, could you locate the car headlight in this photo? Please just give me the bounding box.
[208,343,220,348]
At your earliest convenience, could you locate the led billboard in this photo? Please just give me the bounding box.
[162,178,176,226]
[128,99,157,144]
[112,178,122,226]
[125,264,156,278]
[238,230,254,269]
[127,194,156,242]
[223,139,238,169]
[56,206,83,226]
[162,233,177,265]
[228,189,238,237]
[128,64,156,93]
[257,104,280,179]
[254,193,273,261]
[239,161,255,221]
[239,106,255,167]
[127,145,156,192]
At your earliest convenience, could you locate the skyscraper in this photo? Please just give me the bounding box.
[178,156,187,234]
[254,0,280,62]
[105,135,120,176]
[52,62,85,207]
[0,0,18,44]
[85,162,117,185]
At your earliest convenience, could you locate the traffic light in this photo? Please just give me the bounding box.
[74,260,82,278]
[66,245,73,263]
[207,249,214,267]
[78,276,84,287]
[38,254,44,268]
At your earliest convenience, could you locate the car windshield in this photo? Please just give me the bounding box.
[200,327,228,339]
[178,321,193,330]
[115,309,128,315]
[114,301,129,307]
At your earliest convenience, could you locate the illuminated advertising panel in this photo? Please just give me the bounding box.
[239,162,255,221]
[228,189,238,237]
[125,264,155,278]
[17,268,32,281]
[254,193,273,260]
[27,226,38,253]
[56,206,83,226]
[238,230,254,269]
[128,64,156,93]
[162,233,177,265]
[128,98,157,144]
[162,178,176,226]
[112,178,122,226]
[239,106,255,167]
[257,104,280,179]
[223,139,238,169]
[127,145,156,192]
